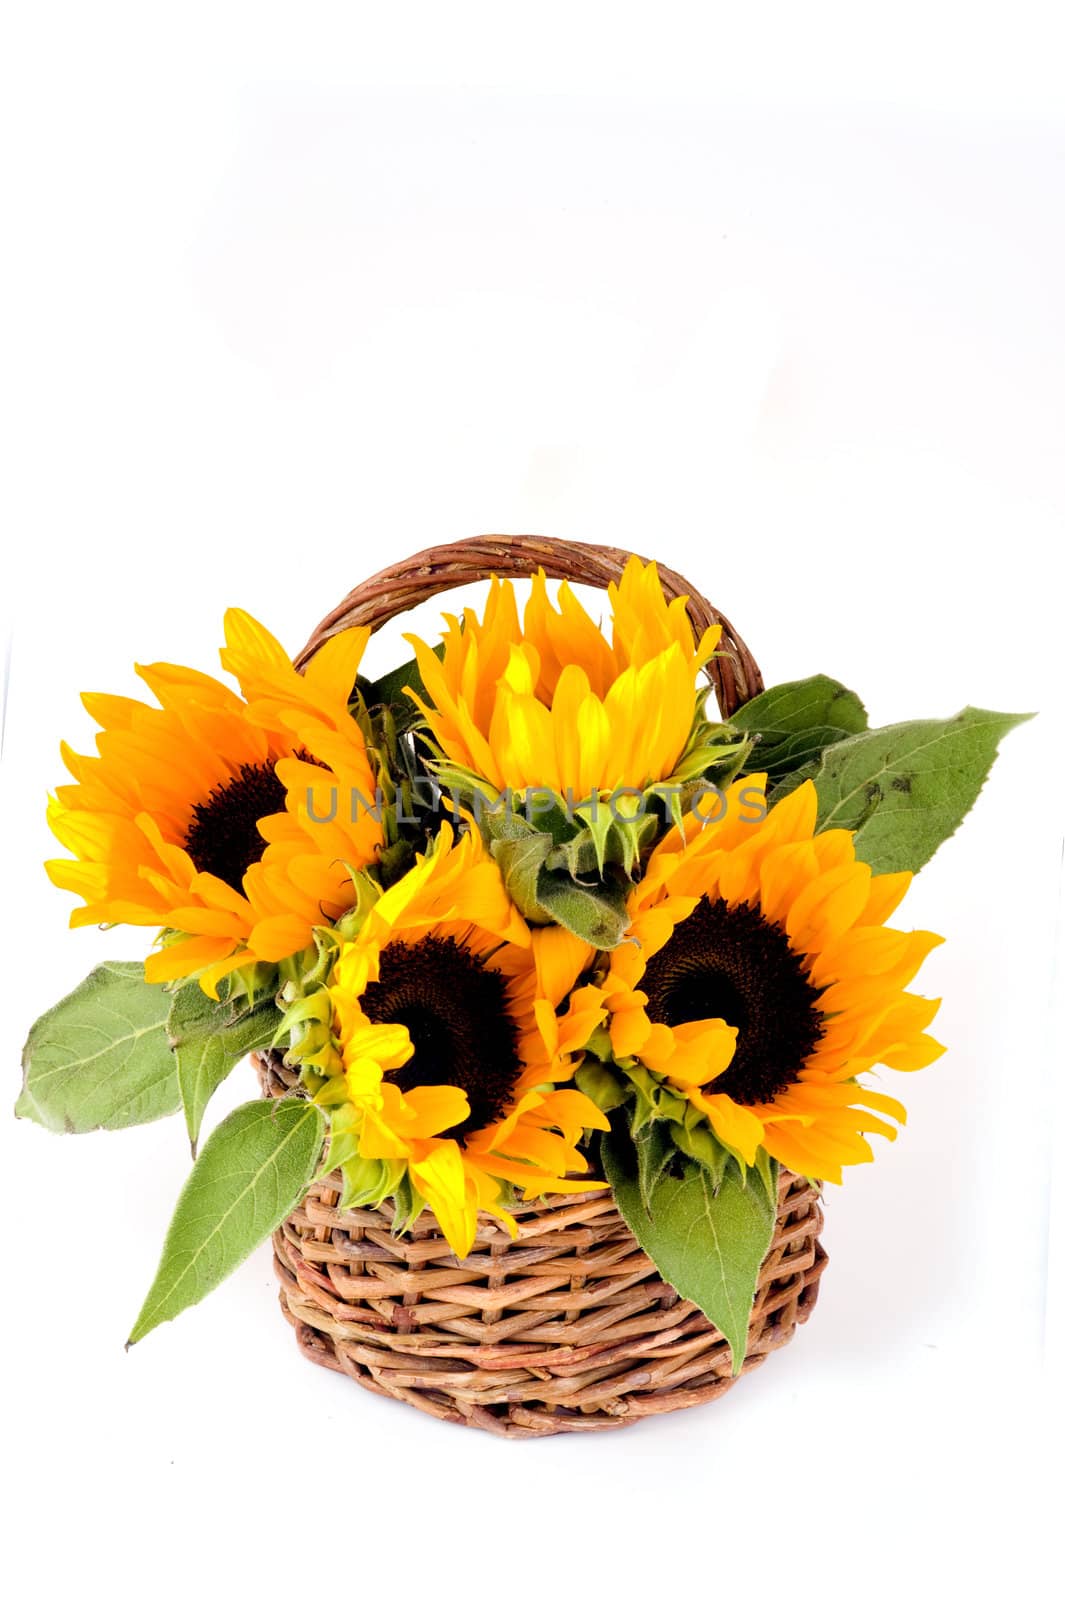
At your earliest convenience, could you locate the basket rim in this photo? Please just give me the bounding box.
[296,533,764,718]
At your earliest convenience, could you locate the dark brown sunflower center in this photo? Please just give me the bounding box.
[641,897,825,1105]
[359,936,523,1140]
[183,761,286,893]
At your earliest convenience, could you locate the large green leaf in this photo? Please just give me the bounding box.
[602,1126,777,1372]
[16,962,180,1133]
[730,674,868,782]
[807,706,1031,873]
[127,1098,326,1345]
[167,985,281,1153]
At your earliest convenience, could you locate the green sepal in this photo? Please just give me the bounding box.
[570,795,618,873]
[422,759,508,820]
[273,878,384,1076]
[551,803,659,880]
[273,987,339,1077]
[336,1153,406,1212]
[620,1062,691,1134]
[307,1069,351,1108]
[439,731,750,898]
[375,838,417,887]
[574,1059,632,1113]
[626,1064,662,1134]
[218,961,279,1006]
[667,704,752,792]
[634,1119,678,1213]
[277,933,334,1001]
[390,1172,428,1235]
[370,702,438,856]
[752,1146,779,1205]
[320,1101,360,1172]
[327,1106,406,1210]
[653,1086,689,1125]
[670,1112,734,1190]
[579,1022,616,1064]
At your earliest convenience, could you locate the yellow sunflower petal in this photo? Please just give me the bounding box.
[409,1143,478,1259]
[405,560,714,799]
[400,1085,471,1138]
[691,1092,765,1165]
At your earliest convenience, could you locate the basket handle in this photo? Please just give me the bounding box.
[297,534,763,718]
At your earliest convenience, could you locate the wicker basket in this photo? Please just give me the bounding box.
[266,536,827,1437]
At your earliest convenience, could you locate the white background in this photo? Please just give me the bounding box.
[1,6,1061,1597]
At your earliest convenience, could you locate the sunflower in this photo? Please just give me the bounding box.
[46,612,383,995]
[596,775,945,1183]
[318,822,609,1257]
[404,557,722,800]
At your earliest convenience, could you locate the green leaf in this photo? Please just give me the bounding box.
[127,1098,326,1345]
[731,674,868,738]
[489,832,555,922]
[807,706,1032,873]
[167,986,282,1153]
[363,645,441,733]
[489,829,632,948]
[730,675,868,782]
[670,1111,733,1189]
[534,867,631,948]
[602,1126,776,1372]
[635,1120,677,1212]
[16,962,180,1133]
[626,1064,661,1134]
[753,1146,779,1204]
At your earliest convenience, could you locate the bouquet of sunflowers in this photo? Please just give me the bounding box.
[18,536,1026,1436]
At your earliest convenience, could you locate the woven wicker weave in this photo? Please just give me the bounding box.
[267,536,826,1436]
